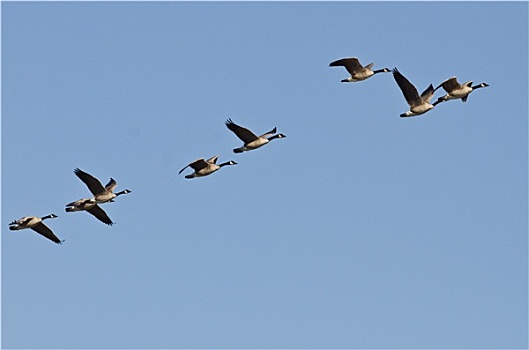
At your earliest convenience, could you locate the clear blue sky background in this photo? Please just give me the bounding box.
[2,1,527,349]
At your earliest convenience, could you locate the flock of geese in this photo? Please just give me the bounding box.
[8,56,488,245]
[329,57,489,117]
[9,168,132,244]
[8,119,287,244]
[178,118,286,179]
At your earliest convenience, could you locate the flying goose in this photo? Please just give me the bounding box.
[73,168,131,203]
[392,68,440,117]
[179,155,237,179]
[225,118,286,153]
[65,198,114,226]
[9,214,63,244]
[329,57,390,82]
[434,77,489,103]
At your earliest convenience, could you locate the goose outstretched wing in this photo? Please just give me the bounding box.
[206,155,220,164]
[87,205,114,226]
[31,223,63,244]
[436,77,460,92]
[225,119,258,143]
[105,178,117,192]
[420,84,435,103]
[179,158,208,174]
[74,168,106,196]
[329,57,362,74]
[392,68,421,106]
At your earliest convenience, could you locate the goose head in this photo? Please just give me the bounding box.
[269,133,286,141]
[43,214,58,220]
[219,160,237,167]
[374,68,391,74]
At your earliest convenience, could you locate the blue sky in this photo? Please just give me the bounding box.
[2,1,527,349]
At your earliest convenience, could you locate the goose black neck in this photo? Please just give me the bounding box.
[373,68,389,74]
[219,161,236,167]
[268,134,284,141]
[471,83,487,90]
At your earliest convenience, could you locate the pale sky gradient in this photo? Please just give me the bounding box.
[2,1,527,349]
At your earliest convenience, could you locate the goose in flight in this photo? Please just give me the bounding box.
[329,57,390,82]
[9,214,63,244]
[434,77,489,103]
[65,198,114,225]
[392,68,440,117]
[225,118,286,153]
[179,155,237,179]
[73,168,131,203]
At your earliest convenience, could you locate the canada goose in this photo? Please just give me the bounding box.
[434,77,489,103]
[392,68,440,117]
[74,168,131,203]
[9,214,63,244]
[225,118,286,153]
[65,198,114,226]
[179,155,237,179]
[329,57,390,82]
